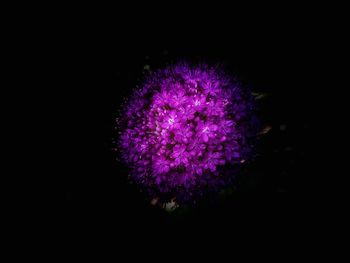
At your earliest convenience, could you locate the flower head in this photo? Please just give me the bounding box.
[117,62,257,204]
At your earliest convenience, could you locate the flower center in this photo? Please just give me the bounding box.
[194,99,201,106]
[168,118,175,125]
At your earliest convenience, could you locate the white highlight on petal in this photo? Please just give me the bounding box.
[168,118,175,125]
[194,99,201,106]
[202,126,209,133]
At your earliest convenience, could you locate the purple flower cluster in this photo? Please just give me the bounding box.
[117,63,257,204]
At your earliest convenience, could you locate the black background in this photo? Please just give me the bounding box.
[54,11,321,230]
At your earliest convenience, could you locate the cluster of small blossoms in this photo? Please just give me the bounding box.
[117,63,257,203]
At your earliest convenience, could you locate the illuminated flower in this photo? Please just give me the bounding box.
[171,145,190,166]
[117,62,257,204]
[153,156,170,174]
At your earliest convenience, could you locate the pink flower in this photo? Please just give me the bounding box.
[192,94,206,108]
[204,152,222,172]
[170,89,188,106]
[203,80,220,96]
[171,145,190,166]
[179,105,196,120]
[154,90,172,104]
[161,111,179,129]
[174,126,193,143]
[153,156,170,174]
[188,140,206,157]
[198,122,219,142]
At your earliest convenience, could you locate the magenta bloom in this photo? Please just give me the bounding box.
[117,63,257,204]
